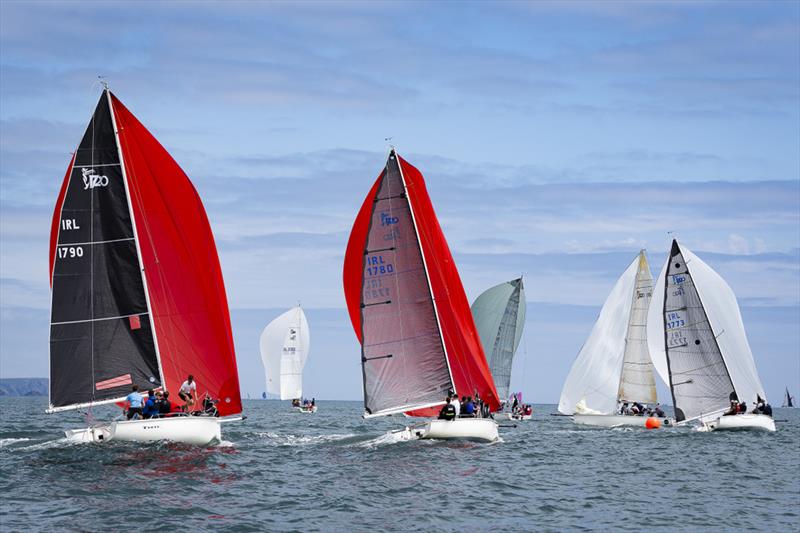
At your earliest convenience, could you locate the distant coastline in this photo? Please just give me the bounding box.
[0,378,48,396]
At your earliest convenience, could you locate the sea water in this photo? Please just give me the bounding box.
[1,398,798,531]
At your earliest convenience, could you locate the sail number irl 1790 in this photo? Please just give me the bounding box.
[57,246,84,259]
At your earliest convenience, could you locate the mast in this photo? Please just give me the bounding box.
[394,149,456,394]
[107,89,166,391]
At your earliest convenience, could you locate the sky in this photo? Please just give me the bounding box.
[1,1,798,404]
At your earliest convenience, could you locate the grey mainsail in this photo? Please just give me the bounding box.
[471,278,526,400]
[662,241,736,422]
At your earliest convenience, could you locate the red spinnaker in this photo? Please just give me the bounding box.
[109,95,241,416]
[49,154,74,286]
[344,153,499,414]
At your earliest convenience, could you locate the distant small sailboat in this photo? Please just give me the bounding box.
[559,250,668,428]
[49,89,243,445]
[647,240,775,432]
[504,392,532,420]
[343,149,500,442]
[471,278,527,419]
[783,387,795,408]
[259,306,315,413]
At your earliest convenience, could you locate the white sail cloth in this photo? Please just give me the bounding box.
[558,256,640,415]
[617,253,657,404]
[260,306,310,400]
[647,243,767,409]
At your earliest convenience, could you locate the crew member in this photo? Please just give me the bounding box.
[178,375,198,409]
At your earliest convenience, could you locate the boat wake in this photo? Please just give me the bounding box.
[256,432,357,447]
[9,437,78,452]
[0,437,32,448]
[353,428,418,448]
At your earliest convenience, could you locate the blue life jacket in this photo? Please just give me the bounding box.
[143,397,159,417]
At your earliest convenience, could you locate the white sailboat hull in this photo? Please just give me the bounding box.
[703,414,776,432]
[573,414,670,428]
[412,418,499,442]
[293,405,318,413]
[64,416,223,445]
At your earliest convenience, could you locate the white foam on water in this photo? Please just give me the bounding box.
[256,432,357,447]
[14,437,77,452]
[354,428,416,449]
[215,440,235,447]
[0,437,32,447]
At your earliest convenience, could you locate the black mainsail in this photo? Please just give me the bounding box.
[49,92,160,411]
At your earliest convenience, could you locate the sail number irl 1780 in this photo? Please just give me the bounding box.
[365,255,394,277]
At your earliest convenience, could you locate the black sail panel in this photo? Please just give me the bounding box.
[49,92,160,409]
[359,152,452,415]
[663,241,735,421]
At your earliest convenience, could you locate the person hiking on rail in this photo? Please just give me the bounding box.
[178,374,198,409]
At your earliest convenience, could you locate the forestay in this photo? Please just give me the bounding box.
[647,240,767,422]
[260,306,310,400]
[471,278,526,400]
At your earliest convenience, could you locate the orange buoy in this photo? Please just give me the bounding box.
[645,417,661,429]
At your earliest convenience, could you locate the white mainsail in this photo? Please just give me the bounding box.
[617,253,657,404]
[647,240,767,421]
[259,306,310,401]
[558,251,658,415]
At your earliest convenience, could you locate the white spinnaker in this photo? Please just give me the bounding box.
[617,252,657,404]
[259,306,310,400]
[648,243,767,408]
[558,256,639,415]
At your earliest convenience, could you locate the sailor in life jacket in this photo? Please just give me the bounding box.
[438,396,457,421]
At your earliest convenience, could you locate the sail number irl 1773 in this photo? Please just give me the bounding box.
[57,246,84,259]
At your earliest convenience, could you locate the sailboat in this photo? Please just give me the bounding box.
[259,306,315,413]
[49,88,243,445]
[343,149,500,442]
[783,387,795,408]
[471,278,527,420]
[647,240,775,431]
[559,250,668,428]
